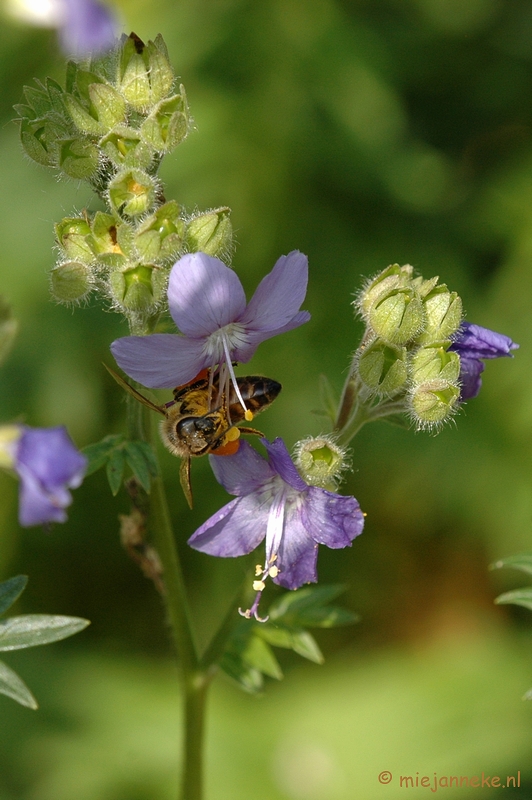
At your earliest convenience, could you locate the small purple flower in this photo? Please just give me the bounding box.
[112,251,309,385]
[59,0,117,56]
[188,438,364,621]
[450,321,519,400]
[12,426,87,527]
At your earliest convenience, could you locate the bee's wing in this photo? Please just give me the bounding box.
[180,457,193,509]
[104,363,166,416]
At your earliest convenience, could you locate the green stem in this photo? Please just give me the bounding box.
[181,671,213,800]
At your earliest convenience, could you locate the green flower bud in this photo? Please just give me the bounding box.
[58,137,99,179]
[369,287,425,346]
[410,346,460,385]
[15,78,70,168]
[55,217,93,261]
[50,261,93,303]
[0,425,20,471]
[416,285,463,345]
[118,33,175,112]
[358,340,408,395]
[293,435,350,490]
[357,263,414,320]
[109,264,167,314]
[185,208,233,258]
[141,89,189,152]
[0,297,18,366]
[409,379,460,429]
[100,127,154,169]
[86,212,129,267]
[108,168,158,218]
[135,201,185,263]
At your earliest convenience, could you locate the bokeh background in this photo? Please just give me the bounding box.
[1,0,532,797]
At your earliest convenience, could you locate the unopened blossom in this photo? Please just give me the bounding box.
[188,438,364,621]
[111,250,309,412]
[450,321,519,400]
[0,425,87,527]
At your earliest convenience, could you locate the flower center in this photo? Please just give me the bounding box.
[204,325,254,421]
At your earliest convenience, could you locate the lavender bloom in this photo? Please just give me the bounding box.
[111,251,310,389]
[188,438,364,621]
[13,426,87,527]
[59,0,117,56]
[450,321,519,400]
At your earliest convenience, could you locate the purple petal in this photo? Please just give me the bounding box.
[451,322,519,360]
[167,253,247,337]
[262,438,308,492]
[60,0,117,56]
[302,487,364,548]
[209,440,275,496]
[17,466,69,526]
[110,334,206,388]
[232,310,311,363]
[240,251,309,333]
[188,494,268,556]
[274,511,318,589]
[17,427,86,491]
[458,356,485,400]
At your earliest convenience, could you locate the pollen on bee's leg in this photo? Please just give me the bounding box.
[244,409,254,422]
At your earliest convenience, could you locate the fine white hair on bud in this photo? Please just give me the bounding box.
[293,434,350,490]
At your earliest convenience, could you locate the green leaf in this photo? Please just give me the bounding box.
[495,588,532,612]
[82,434,124,475]
[318,373,338,424]
[106,447,125,495]
[0,614,90,652]
[257,623,323,664]
[219,651,264,694]
[491,553,532,577]
[242,635,283,680]
[124,440,158,492]
[0,576,28,617]
[269,584,355,628]
[0,659,37,709]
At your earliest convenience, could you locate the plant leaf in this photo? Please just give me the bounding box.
[242,635,283,680]
[495,588,532,612]
[0,576,28,617]
[219,651,264,694]
[82,434,124,475]
[491,553,532,577]
[0,614,90,651]
[106,447,125,495]
[269,584,356,628]
[124,440,158,492]
[0,659,37,709]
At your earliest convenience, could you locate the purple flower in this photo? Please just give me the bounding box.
[12,426,87,527]
[188,438,364,621]
[59,0,117,56]
[450,321,519,400]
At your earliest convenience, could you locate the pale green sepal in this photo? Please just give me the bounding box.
[410,346,460,385]
[495,588,532,612]
[109,265,167,314]
[86,212,127,267]
[358,263,414,320]
[0,576,28,617]
[411,274,440,299]
[410,379,460,427]
[369,287,425,346]
[50,261,93,303]
[20,120,56,167]
[141,90,189,152]
[118,35,151,110]
[490,553,532,577]
[358,340,408,395]
[293,435,349,489]
[135,201,185,263]
[100,127,154,169]
[108,168,158,218]
[0,659,38,709]
[88,83,126,131]
[55,218,93,261]
[185,207,233,258]
[58,138,99,180]
[417,285,463,345]
[0,615,90,651]
[64,95,107,136]
[0,297,18,366]
[146,37,175,104]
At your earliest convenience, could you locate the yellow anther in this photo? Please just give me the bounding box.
[269,553,278,564]
[252,580,265,592]
[268,566,279,578]
[255,564,263,576]
[244,409,254,421]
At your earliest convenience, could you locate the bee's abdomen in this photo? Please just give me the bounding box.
[230,377,282,415]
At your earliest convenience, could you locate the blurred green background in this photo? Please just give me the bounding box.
[1,0,532,797]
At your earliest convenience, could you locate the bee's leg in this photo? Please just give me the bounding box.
[180,457,193,509]
[239,427,264,437]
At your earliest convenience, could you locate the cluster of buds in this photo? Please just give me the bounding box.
[14,33,233,329]
[354,263,463,429]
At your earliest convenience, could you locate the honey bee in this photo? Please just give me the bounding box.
[105,364,281,507]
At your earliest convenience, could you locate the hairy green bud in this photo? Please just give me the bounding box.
[86,212,129,267]
[293,435,349,490]
[100,127,154,169]
[368,287,425,346]
[185,207,233,258]
[417,285,463,345]
[135,201,185,263]
[50,261,93,303]
[55,218,93,261]
[141,89,190,152]
[410,346,460,385]
[109,264,167,314]
[357,263,414,320]
[108,168,158,218]
[58,137,99,179]
[117,33,175,112]
[65,81,126,136]
[409,379,460,428]
[358,340,408,395]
